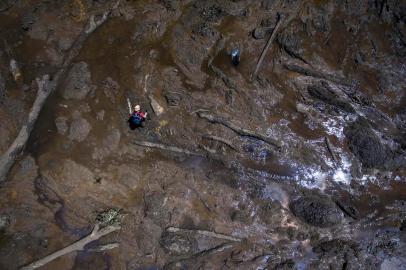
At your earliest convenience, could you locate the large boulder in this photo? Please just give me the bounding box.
[290,194,343,227]
[344,118,391,169]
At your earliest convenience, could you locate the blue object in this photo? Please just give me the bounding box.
[231,48,240,66]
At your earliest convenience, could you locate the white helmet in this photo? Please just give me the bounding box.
[134,105,141,111]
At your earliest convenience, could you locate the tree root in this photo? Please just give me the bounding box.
[133,140,206,157]
[0,1,120,182]
[197,111,281,149]
[203,134,239,152]
[284,63,353,87]
[19,224,121,270]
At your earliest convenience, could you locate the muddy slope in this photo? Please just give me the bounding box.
[0,0,405,269]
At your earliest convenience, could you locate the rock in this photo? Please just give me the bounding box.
[160,230,198,256]
[0,214,10,230]
[9,59,21,82]
[0,72,4,100]
[92,129,120,160]
[344,118,391,169]
[307,81,355,113]
[68,117,91,142]
[164,90,182,106]
[381,257,406,270]
[252,27,272,39]
[311,239,362,270]
[96,110,105,120]
[102,77,120,104]
[149,95,164,116]
[42,159,94,196]
[62,62,93,100]
[55,116,68,135]
[290,194,343,227]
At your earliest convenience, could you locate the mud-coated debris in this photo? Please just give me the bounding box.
[307,81,354,113]
[55,116,68,135]
[290,194,343,227]
[199,5,225,22]
[149,94,164,116]
[0,214,10,230]
[68,117,91,142]
[344,118,391,169]
[311,239,361,269]
[62,62,93,100]
[164,90,182,106]
[160,230,198,256]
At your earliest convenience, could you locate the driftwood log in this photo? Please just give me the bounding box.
[198,111,281,149]
[0,1,120,182]
[19,224,120,270]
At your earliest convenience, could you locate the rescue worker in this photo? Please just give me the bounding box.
[128,104,147,130]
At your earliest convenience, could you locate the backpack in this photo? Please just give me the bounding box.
[129,113,142,125]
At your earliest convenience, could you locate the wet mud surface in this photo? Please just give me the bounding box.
[0,0,405,269]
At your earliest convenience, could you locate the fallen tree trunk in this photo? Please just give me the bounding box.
[19,224,120,270]
[198,111,281,149]
[0,1,119,182]
[133,140,206,157]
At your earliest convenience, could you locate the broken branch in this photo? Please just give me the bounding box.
[133,141,206,157]
[324,137,339,167]
[252,17,283,79]
[203,134,239,152]
[166,227,241,242]
[19,224,120,270]
[198,111,281,149]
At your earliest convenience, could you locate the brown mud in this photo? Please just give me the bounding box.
[0,0,405,269]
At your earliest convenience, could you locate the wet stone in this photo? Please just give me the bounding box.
[160,231,198,256]
[62,62,94,100]
[290,194,343,227]
[164,90,182,106]
[68,117,91,142]
[344,118,391,169]
[55,116,68,135]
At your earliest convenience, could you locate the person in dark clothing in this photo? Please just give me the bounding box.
[128,104,147,130]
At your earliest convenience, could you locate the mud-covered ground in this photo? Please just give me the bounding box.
[0,0,406,269]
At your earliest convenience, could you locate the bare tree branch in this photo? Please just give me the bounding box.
[19,224,121,270]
